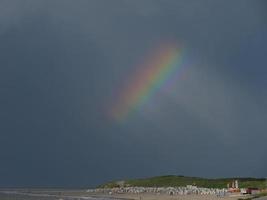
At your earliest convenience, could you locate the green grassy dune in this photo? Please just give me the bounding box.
[98,175,267,189]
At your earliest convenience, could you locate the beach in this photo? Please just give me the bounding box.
[93,193,242,200]
[0,189,244,200]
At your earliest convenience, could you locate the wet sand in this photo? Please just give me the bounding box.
[0,189,247,200]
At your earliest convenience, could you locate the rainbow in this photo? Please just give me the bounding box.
[109,42,184,122]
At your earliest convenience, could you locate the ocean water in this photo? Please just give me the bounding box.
[0,192,114,200]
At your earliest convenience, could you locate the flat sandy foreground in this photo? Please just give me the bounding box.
[94,193,244,200]
[0,190,252,200]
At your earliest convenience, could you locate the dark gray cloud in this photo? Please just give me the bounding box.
[0,0,266,187]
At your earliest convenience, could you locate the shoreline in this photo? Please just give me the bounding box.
[0,190,249,200]
[92,193,243,200]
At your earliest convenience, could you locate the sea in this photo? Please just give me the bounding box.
[0,191,116,200]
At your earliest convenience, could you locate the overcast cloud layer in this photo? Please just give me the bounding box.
[0,0,267,187]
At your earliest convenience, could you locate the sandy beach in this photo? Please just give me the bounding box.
[96,193,243,200]
[0,189,249,200]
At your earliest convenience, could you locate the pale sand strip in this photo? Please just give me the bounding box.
[97,193,241,200]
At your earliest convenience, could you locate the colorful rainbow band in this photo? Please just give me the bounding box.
[110,42,183,122]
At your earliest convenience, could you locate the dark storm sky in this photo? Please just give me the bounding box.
[0,0,267,187]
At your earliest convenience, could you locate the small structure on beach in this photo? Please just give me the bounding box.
[227,180,240,193]
[246,187,260,195]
